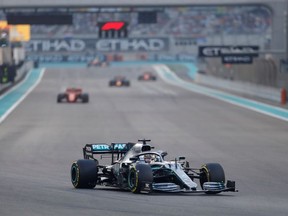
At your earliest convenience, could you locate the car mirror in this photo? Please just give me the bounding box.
[129,157,138,162]
[161,151,168,157]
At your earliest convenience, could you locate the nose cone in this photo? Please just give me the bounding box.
[68,94,76,102]
[116,81,122,86]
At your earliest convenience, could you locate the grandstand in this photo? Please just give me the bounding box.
[26,6,271,40]
[0,5,270,55]
[0,0,287,88]
[0,0,283,7]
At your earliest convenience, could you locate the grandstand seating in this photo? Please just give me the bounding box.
[23,5,272,38]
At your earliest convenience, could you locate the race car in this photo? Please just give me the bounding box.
[138,72,157,81]
[87,60,109,67]
[57,88,89,103]
[87,57,109,67]
[71,139,237,194]
[109,76,130,87]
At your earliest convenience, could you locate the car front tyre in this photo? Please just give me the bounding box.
[57,94,63,103]
[128,164,153,193]
[200,163,225,194]
[81,93,89,103]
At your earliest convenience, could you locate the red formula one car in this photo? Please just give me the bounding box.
[57,88,89,103]
[109,76,130,87]
[138,72,157,81]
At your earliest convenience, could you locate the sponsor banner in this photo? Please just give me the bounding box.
[26,54,97,63]
[199,46,259,58]
[26,38,169,52]
[147,53,196,62]
[177,54,196,62]
[9,25,31,42]
[222,55,253,64]
[0,20,31,42]
[151,54,178,61]
[26,53,196,63]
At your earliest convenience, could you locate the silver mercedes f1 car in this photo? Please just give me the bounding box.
[71,139,237,194]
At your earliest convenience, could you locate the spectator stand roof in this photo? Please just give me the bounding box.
[0,0,281,8]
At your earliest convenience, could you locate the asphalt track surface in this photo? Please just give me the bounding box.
[0,65,288,216]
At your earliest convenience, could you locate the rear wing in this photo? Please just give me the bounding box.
[83,142,135,164]
[66,88,82,93]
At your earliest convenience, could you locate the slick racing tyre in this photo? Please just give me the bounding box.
[200,163,225,194]
[128,164,153,193]
[57,94,64,103]
[81,93,89,103]
[71,159,98,189]
[125,81,130,87]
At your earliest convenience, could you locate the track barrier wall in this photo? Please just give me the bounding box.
[0,61,33,95]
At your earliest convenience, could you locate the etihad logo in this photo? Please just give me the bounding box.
[96,38,167,51]
[199,46,259,57]
[27,38,168,52]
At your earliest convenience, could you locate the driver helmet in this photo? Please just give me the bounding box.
[144,154,153,163]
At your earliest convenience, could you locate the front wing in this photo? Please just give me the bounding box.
[151,181,237,193]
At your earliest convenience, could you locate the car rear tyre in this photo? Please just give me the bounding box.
[128,164,153,193]
[200,163,225,194]
[71,159,98,189]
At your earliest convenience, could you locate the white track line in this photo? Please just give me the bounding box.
[0,69,46,124]
[154,64,288,122]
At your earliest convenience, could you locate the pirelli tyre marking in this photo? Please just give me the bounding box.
[71,162,80,188]
[201,165,210,181]
[128,167,139,193]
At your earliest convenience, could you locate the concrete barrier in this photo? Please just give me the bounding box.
[195,73,282,103]
[0,61,33,95]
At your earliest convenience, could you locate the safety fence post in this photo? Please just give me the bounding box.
[281,88,287,105]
